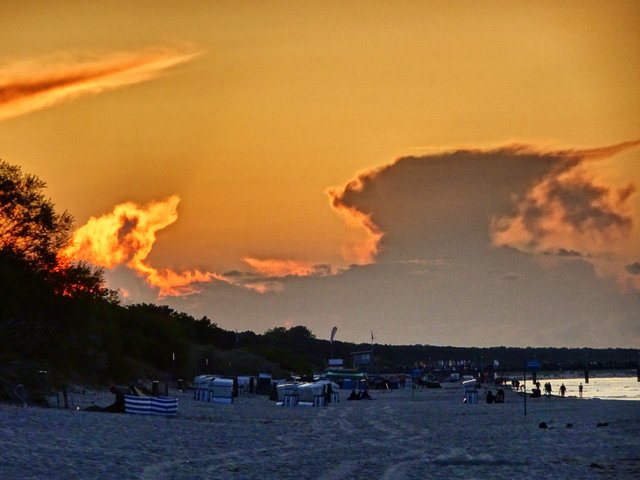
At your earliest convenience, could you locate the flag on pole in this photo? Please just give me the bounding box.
[330,326,337,344]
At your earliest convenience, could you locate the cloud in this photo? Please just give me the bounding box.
[63,196,224,297]
[64,197,323,297]
[243,257,335,278]
[547,248,582,257]
[329,145,577,262]
[164,142,639,347]
[166,246,640,347]
[0,46,200,121]
[242,280,286,294]
[326,181,384,264]
[329,142,640,286]
[553,141,640,161]
[492,158,634,255]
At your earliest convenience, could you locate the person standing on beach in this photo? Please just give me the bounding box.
[578,383,583,398]
[560,383,566,397]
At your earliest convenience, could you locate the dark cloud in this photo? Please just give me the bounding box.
[545,248,582,257]
[626,262,640,275]
[331,146,579,261]
[165,249,640,347]
[133,143,640,347]
[222,270,245,278]
[533,176,630,236]
[330,143,639,264]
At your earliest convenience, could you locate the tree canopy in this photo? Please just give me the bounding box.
[0,160,113,300]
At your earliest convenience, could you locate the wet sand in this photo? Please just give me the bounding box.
[1,384,638,479]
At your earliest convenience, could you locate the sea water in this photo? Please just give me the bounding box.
[520,373,640,401]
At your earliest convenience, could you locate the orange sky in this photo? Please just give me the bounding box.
[1,1,639,346]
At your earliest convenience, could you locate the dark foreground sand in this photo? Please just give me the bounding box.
[1,384,638,479]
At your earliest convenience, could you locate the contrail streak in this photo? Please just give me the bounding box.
[0,46,201,121]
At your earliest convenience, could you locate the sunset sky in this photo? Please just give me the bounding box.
[1,1,639,347]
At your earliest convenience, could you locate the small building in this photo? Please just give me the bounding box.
[351,350,373,368]
[327,358,344,369]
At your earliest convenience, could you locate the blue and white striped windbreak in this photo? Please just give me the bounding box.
[124,395,178,417]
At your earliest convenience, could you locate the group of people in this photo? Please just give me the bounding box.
[538,381,583,398]
[347,389,373,400]
[485,388,505,404]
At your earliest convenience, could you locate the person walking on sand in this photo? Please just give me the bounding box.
[578,382,583,398]
[560,383,566,397]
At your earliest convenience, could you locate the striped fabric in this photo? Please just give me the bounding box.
[124,395,178,417]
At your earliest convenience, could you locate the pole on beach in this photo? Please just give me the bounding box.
[585,351,589,384]
[329,326,337,363]
[523,362,527,417]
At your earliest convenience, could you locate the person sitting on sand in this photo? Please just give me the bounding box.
[348,389,359,401]
[486,390,495,404]
[495,388,505,403]
[361,389,373,400]
[104,385,135,413]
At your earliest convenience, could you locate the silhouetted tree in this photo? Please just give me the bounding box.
[0,161,72,270]
[0,160,113,300]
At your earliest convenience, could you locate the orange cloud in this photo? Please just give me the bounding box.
[243,257,333,277]
[63,195,222,297]
[0,46,200,121]
[552,141,640,161]
[326,181,384,265]
[243,280,286,294]
[492,168,633,252]
[491,142,640,288]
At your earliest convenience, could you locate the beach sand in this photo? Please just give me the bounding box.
[1,384,638,479]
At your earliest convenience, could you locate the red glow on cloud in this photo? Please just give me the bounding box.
[493,169,632,254]
[326,184,383,265]
[243,257,316,277]
[491,142,640,288]
[63,195,221,297]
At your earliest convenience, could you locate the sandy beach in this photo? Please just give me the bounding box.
[1,384,638,479]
